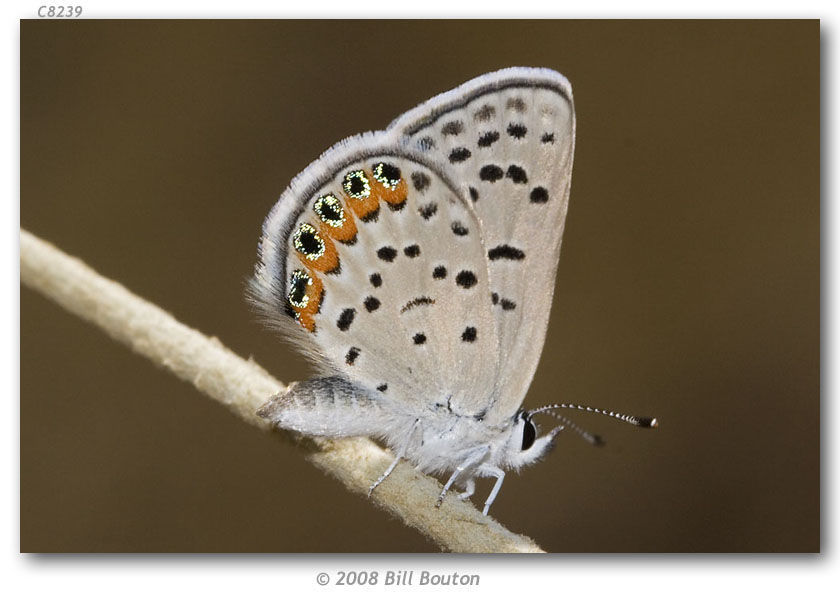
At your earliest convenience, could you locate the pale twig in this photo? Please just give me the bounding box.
[20,229,544,553]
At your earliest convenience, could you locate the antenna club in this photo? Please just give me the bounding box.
[639,417,659,428]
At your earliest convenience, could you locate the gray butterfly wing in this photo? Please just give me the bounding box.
[251,136,500,425]
[388,68,576,424]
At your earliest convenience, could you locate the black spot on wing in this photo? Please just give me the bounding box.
[377,246,397,262]
[345,347,360,365]
[344,171,370,198]
[296,228,323,256]
[461,326,477,342]
[491,292,516,310]
[488,245,526,261]
[413,332,427,345]
[479,165,504,182]
[451,221,469,236]
[412,171,430,192]
[404,244,421,258]
[376,383,388,392]
[441,120,463,136]
[474,105,495,121]
[388,198,407,211]
[530,186,549,203]
[419,203,437,220]
[507,123,527,139]
[433,265,447,279]
[288,273,308,306]
[541,132,555,144]
[449,147,471,163]
[500,298,517,311]
[337,308,356,331]
[506,165,528,184]
[455,270,477,288]
[478,131,500,147]
[364,296,381,312]
[325,259,341,276]
[374,162,401,187]
[506,97,526,112]
[469,187,479,202]
[369,273,382,287]
[361,207,380,222]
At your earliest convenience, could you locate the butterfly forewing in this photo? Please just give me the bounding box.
[255,148,500,419]
[389,69,575,423]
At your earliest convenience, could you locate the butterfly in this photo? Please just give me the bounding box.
[251,67,657,516]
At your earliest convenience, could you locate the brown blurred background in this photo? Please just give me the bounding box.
[20,20,819,552]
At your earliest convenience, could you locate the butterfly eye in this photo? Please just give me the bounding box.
[521,417,536,451]
[372,162,402,190]
[287,269,312,308]
[314,194,345,228]
[292,223,326,260]
[343,170,371,199]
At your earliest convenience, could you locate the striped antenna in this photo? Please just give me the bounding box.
[540,410,604,446]
[530,403,659,429]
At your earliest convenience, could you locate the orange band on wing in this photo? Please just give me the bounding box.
[313,193,358,244]
[345,192,380,221]
[295,272,323,332]
[302,237,339,274]
[372,177,407,207]
[325,217,357,244]
[287,267,323,333]
[292,222,340,274]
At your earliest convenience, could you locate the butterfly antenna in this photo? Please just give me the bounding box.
[530,403,659,429]
[540,410,605,446]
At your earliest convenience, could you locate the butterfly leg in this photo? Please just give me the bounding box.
[458,478,476,501]
[368,419,420,496]
[368,455,400,496]
[481,466,506,515]
[436,446,489,508]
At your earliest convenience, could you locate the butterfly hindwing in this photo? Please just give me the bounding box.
[388,68,576,424]
[253,139,500,423]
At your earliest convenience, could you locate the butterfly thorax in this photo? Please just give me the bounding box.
[397,410,519,475]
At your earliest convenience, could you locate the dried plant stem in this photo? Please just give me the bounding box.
[20,229,544,553]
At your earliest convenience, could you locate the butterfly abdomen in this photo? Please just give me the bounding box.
[257,377,395,439]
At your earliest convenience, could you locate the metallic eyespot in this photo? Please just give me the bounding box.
[372,162,402,190]
[313,194,345,228]
[343,170,371,199]
[292,223,325,260]
[288,269,312,309]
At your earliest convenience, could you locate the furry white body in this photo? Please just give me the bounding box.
[262,377,556,477]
